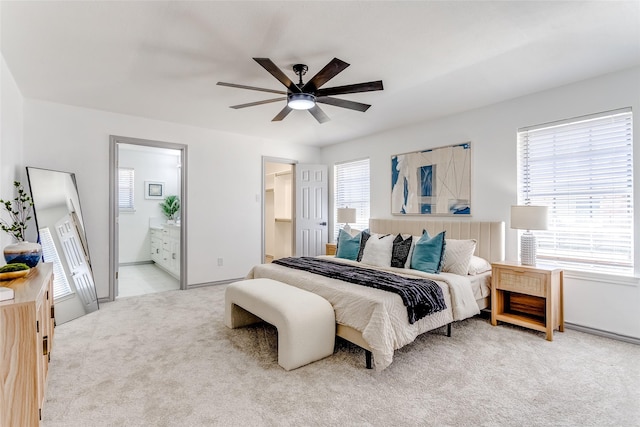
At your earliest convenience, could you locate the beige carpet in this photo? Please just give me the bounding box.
[42,284,640,427]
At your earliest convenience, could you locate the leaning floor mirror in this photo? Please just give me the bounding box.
[26,167,99,324]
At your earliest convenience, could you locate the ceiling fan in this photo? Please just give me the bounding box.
[217,57,384,124]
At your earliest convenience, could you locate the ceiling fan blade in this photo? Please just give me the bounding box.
[230,97,286,109]
[316,80,384,97]
[253,58,301,93]
[272,105,293,121]
[302,58,350,92]
[308,105,330,124]
[316,97,371,112]
[217,82,287,95]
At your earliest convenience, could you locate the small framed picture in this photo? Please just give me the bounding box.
[145,181,164,199]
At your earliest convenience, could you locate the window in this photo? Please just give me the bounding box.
[118,168,135,211]
[39,227,73,300]
[334,158,370,240]
[517,108,633,274]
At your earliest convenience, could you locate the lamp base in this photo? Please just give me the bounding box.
[520,232,537,266]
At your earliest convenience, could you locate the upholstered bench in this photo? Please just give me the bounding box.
[224,278,336,370]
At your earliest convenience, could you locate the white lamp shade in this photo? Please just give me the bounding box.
[510,205,548,230]
[337,207,356,224]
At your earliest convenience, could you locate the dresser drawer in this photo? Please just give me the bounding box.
[495,268,547,297]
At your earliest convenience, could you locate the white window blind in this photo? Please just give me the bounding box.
[517,108,633,273]
[334,158,370,240]
[39,227,74,300]
[118,168,135,211]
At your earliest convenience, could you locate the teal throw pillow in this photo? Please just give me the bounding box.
[336,228,361,261]
[410,230,446,273]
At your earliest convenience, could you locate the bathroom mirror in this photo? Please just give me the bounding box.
[26,167,99,324]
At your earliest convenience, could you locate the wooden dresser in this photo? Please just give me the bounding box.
[0,263,55,426]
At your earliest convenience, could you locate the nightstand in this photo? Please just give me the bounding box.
[325,243,337,256]
[491,261,564,341]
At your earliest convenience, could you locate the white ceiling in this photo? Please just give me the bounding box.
[2,1,639,147]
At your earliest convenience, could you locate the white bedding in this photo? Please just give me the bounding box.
[246,256,480,370]
[469,270,492,301]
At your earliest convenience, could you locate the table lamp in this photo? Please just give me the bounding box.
[511,205,548,265]
[337,207,356,233]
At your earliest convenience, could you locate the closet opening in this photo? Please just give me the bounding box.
[263,158,295,263]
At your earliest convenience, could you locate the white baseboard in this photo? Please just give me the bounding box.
[187,278,243,289]
[565,322,640,345]
[118,261,154,267]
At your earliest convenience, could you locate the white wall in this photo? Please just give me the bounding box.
[8,51,640,338]
[118,148,180,263]
[0,55,30,250]
[22,100,320,298]
[321,66,640,339]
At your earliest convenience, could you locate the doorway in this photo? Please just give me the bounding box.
[109,136,188,301]
[263,159,295,263]
[262,158,329,262]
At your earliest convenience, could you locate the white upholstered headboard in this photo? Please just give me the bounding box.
[369,218,505,263]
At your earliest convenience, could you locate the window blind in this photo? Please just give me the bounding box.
[39,227,74,300]
[517,108,633,272]
[334,158,370,240]
[118,168,135,211]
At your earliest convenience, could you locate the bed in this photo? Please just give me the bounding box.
[247,218,505,370]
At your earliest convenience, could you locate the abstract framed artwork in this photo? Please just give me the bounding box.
[391,142,471,215]
[145,181,165,199]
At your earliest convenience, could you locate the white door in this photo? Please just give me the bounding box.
[56,215,98,311]
[295,164,328,257]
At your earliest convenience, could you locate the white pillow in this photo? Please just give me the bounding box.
[467,255,492,275]
[442,239,477,276]
[360,233,395,267]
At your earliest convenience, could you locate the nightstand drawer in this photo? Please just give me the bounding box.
[495,269,547,297]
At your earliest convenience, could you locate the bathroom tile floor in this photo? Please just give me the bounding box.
[117,263,179,298]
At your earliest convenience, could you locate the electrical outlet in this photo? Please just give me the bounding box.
[217,258,223,266]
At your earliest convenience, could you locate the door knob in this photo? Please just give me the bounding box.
[319,222,327,226]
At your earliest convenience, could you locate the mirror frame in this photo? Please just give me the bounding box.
[26,166,99,323]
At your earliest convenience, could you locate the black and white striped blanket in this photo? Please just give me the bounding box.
[272,257,446,324]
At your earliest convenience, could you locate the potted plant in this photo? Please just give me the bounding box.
[160,195,180,224]
[0,181,42,267]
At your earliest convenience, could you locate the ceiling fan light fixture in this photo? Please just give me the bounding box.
[219,57,384,123]
[288,93,316,110]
